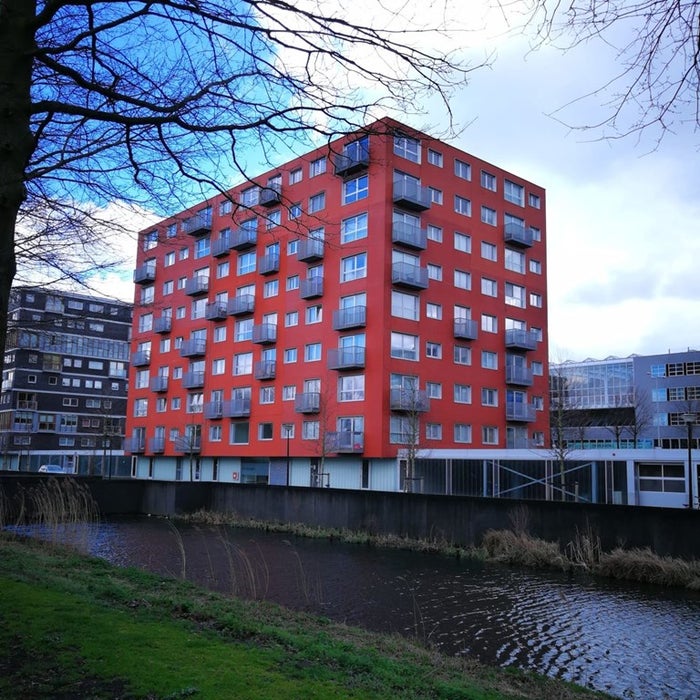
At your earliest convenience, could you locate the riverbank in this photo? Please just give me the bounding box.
[0,532,611,700]
[177,509,700,590]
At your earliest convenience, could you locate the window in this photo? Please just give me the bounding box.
[289,203,301,219]
[284,348,297,363]
[191,298,206,319]
[178,247,189,260]
[529,192,541,208]
[229,422,249,444]
[263,279,279,298]
[481,277,497,297]
[341,253,367,282]
[454,270,471,290]
[481,170,496,191]
[504,180,524,206]
[529,259,542,274]
[529,292,543,308]
[390,332,418,360]
[426,302,442,320]
[343,175,368,204]
[214,326,226,342]
[282,385,296,401]
[140,285,155,305]
[258,423,273,440]
[482,388,498,406]
[171,397,181,410]
[134,399,148,417]
[454,345,471,365]
[426,423,442,440]
[234,352,252,375]
[391,291,419,320]
[215,260,230,279]
[265,209,281,230]
[427,224,442,242]
[162,280,174,296]
[160,337,171,352]
[505,249,525,274]
[338,374,365,401]
[138,313,153,332]
[289,168,302,184]
[481,206,497,226]
[482,426,499,445]
[530,226,542,242]
[305,305,322,324]
[260,386,275,404]
[212,358,225,375]
[454,424,472,443]
[142,230,158,250]
[302,421,320,440]
[285,311,299,327]
[505,283,526,308]
[481,350,498,370]
[309,157,326,177]
[167,223,177,238]
[342,213,368,243]
[194,236,210,259]
[426,382,442,399]
[234,318,253,342]
[481,241,497,261]
[427,263,442,281]
[309,192,325,213]
[165,251,175,267]
[454,159,471,180]
[429,187,443,205]
[305,343,322,362]
[240,186,259,206]
[177,277,186,290]
[481,314,497,333]
[454,232,471,253]
[454,384,471,404]
[454,195,471,216]
[394,134,420,162]
[427,149,443,166]
[237,251,256,275]
[426,341,441,358]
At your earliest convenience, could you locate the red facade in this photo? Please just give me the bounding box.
[126,118,548,464]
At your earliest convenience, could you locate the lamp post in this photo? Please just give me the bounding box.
[284,424,291,486]
[682,413,696,509]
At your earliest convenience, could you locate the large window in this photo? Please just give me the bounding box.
[339,374,365,401]
[505,249,525,274]
[394,135,420,162]
[233,352,252,375]
[481,206,497,226]
[237,251,256,275]
[309,192,325,213]
[454,195,471,216]
[341,253,367,282]
[505,282,526,308]
[390,332,418,360]
[454,384,471,404]
[454,232,471,253]
[454,269,471,290]
[504,180,524,206]
[309,157,326,177]
[343,175,368,204]
[391,290,419,320]
[481,170,496,191]
[342,213,368,243]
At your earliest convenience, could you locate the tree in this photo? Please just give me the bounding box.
[390,378,429,493]
[504,0,700,142]
[0,1,477,380]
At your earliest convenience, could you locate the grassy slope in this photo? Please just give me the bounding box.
[0,534,612,700]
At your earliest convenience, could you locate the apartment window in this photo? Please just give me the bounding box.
[341,253,367,282]
[284,348,297,363]
[134,399,148,417]
[481,277,497,297]
[282,385,296,401]
[160,338,171,352]
[530,226,542,242]
[285,311,299,327]
[237,251,256,275]
[338,374,365,401]
[391,290,419,320]
[427,263,442,281]
[305,305,322,324]
[138,313,153,333]
[191,298,206,319]
[309,157,326,177]
[287,239,298,256]
[529,192,541,208]
[482,388,498,406]
[214,326,226,342]
[156,398,167,412]
[454,424,472,443]
[260,386,275,404]
[481,170,496,191]
[164,251,175,267]
[342,213,368,243]
[240,186,259,206]
[454,269,471,290]
[394,135,420,162]
[504,180,524,206]
[531,326,543,341]
[263,279,279,298]
[426,302,442,320]
[171,397,181,410]
[258,423,273,440]
[302,421,320,440]
[426,382,442,399]
[283,275,299,293]
[167,223,177,238]
[235,318,253,342]
[142,230,158,250]
[308,192,326,213]
[529,259,542,274]
[426,423,442,440]
[305,343,322,362]
[481,350,498,370]
[390,332,418,360]
[454,159,471,180]
[172,366,183,379]
[429,187,443,205]
[529,292,543,308]
[481,206,497,226]
[482,426,499,445]
[289,202,302,219]
[427,224,442,242]
[233,352,252,375]
[289,168,302,184]
[176,306,186,319]
[481,241,497,261]
[229,422,249,444]
[505,283,526,308]
[454,232,471,253]
[162,280,174,296]
[178,247,189,260]
[265,209,281,230]
[426,341,441,359]
[532,396,544,410]
[481,314,498,333]
[212,358,225,375]
[505,249,526,274]
[454,195,471,216]
[454,345,471,365]
[343,175,368,204]
[215,260,230,279]
[194,236,210,259]
[454,384,471,404]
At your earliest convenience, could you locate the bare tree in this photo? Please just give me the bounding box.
[390,379,429,493]
[548,362,577,500]
[629,387,653,448]
[0,1,480,380]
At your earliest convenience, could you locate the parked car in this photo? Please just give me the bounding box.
[38,464,68,474]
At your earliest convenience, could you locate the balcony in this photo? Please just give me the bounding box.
[124,437,146,453]
[205,301,228,321]
[506,403,537,422]
[150,376,169,392]
[227,294,255,316]
[182,371,205,389]
[183,212,211,236]
[332,306,366,330]
[453,319,478,341]
[258,253,279,275]
[259,184,282,207]
[180,338,207,357]
[149,437,165,453]
[222,398,251,417]
[185,275,209,296]
[390,388,430,412]
[505,328,538,351]
[254,360,276,380]
[154,316,172,334]
[42,357,62,372]
[300,277,323,299]
[506,365,534,386]
[328,347,365,370]
[295,392,320,413]
[504,222,533,248]
[297,238,324,262]
[392,221,427,250]
[230,228,257,250]
[211,236,231,257]
[252,323,276,344]
[393,180,431,211]
[325,431,364,454]
[333,146,369,177]
[16,399,38,411]
[174,436,201,453]
[131,351,150,367]
[391,262,428,290]
[133,263,156,284]
[204,401,223,419]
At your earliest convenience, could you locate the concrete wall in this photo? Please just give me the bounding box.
[1,475,698,559]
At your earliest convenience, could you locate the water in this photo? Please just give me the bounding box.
[13,518,700,699]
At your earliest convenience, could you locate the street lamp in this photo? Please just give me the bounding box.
[284,424,292,486]
[682,413,696,509]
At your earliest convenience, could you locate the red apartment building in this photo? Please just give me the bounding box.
[126,117,548,488]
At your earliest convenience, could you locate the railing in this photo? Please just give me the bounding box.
[505,328,538,350]
[254,360,276,380]
[332,306,366,330]
[294,392,320,413]
[325,431,364,453]
[453,318,478,340]
[297,238,324,262]
[252,323,277,344]
[504,222,533,247]
[185,275,209,296]
[506,403,537,422]
[182,371,205,389]
[150,376,169,392]
[183,211,211,236]
[133,263,156,284]
[258,253,280,275]
[389,388,430,412]
[205,302,228,320]
[227,294,255,316]
[392,221,427,249]
[154,316,172,333]
[392,180,431,211]
[505,365,534,386]
[391,262,429,289]
[328,347,365,370]
[180,338,207,357]
[222,398,251,417]
[230,228,257,250]
[300,277,323,299]
[131,351,150,367]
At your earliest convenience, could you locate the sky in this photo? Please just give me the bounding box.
[84,1,700,363]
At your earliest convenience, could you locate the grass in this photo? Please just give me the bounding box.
[0,533,610,700]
